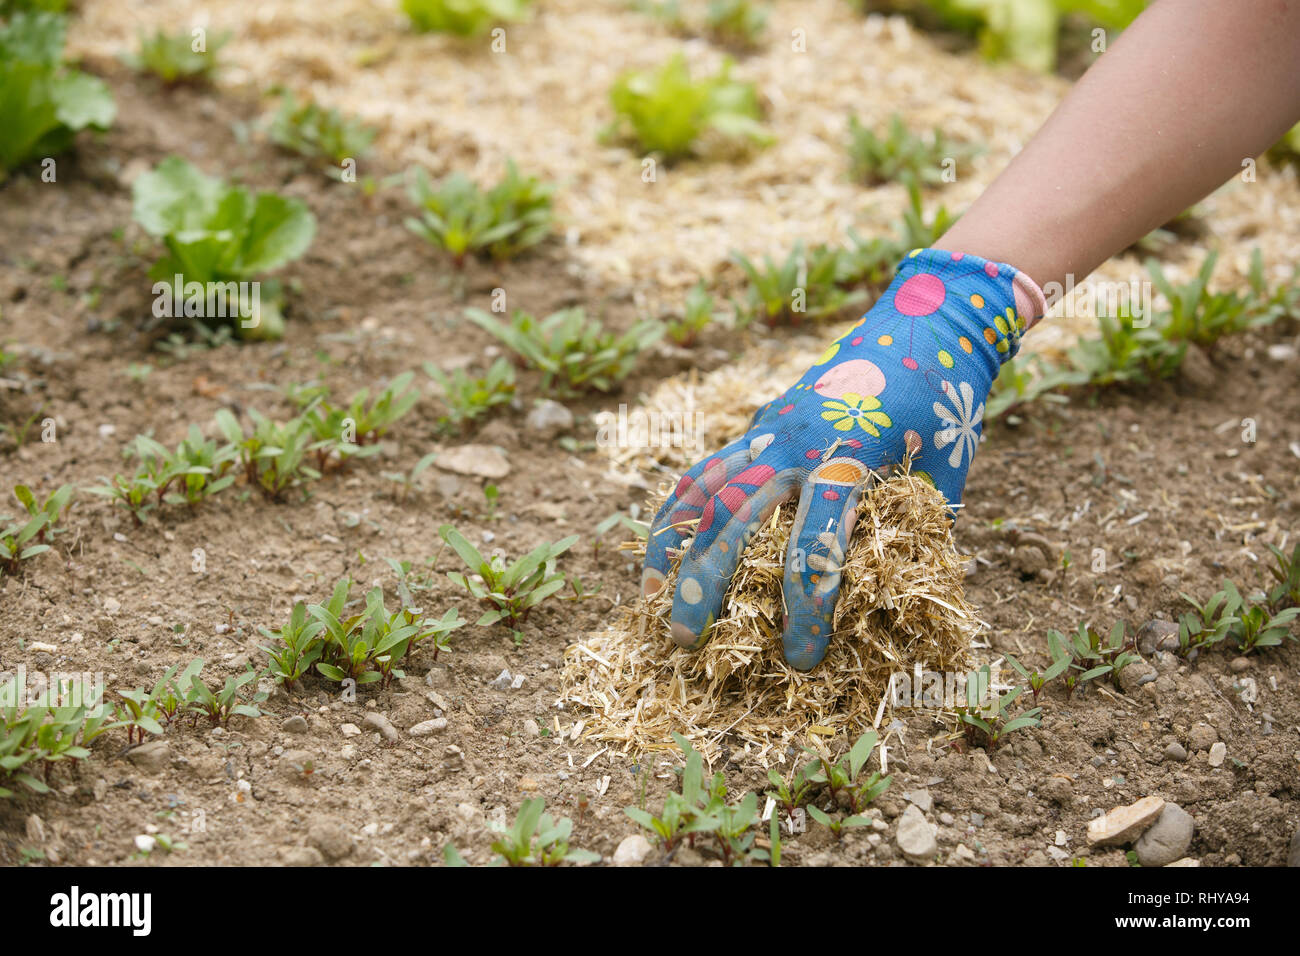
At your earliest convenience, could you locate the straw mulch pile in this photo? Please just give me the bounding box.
[560,468,978,765]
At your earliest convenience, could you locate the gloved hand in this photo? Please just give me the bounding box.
[642,248,1045,670]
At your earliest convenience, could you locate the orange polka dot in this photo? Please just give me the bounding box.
[983,327,997,344]
[959,336,973,353]
[877,334,893,346]
[970,293,984,309]
[818,460,866,483]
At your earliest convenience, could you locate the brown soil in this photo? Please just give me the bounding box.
[1,12,1298,869]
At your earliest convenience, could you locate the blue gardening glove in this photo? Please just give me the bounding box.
[642,248,1045,670]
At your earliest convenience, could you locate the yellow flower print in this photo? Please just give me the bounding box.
[820,392,893,437]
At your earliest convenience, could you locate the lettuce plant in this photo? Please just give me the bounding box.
[401,0,532,36]
[0,12,116,180]
[606,53,770,161]
[123,27,230,84]
[131,156,317,339]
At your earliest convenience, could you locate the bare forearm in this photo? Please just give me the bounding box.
[939,0,1300,290]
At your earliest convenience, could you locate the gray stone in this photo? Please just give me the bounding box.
[281,715,309,734]
[409,717,448,737]
[525,400,574,437]
[127,740,170,773]
[612,834,652,866]
[1163,742,1188,763]
[1207,742,1226,767]
[280,846,325,866]
[903,789,933,812]
[896,805,937,862]
[1137,619,1180,656]
[1118,660,1158,695]
[362,712,399,742]
[1087,796,1164,846]
[1135,802,1194,867]
[307,819,352,861]
[434,444,510,479]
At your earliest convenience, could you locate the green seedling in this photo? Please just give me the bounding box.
[405,161,554,267]
[847,112,978,185]
[1147,251,1276,350]
[424,357,516,431]
[624,792,692,852]
[732,241,866,326]
[804,730,892,815]
[0,12,116,181]
[178,663,266,727]
[306,577,468,686]
[309,579,404,687]
[215,407,326,499]
[805,804,873,839]
[123,26,230,84]
[1265,542,1300,611]
[1058,621,1139,689]
[1060,305,1183,386]
[116,663,192,744]
[605,53,771,161]
[1231,602,1299,654]
[665,281,722,346]
[594,509,649,543]
[267,90,376,166]
[401,0,532,36]
[766,760,818,816]
[956,667,1041,749]
[257,602,325,690]
[714,790,766,864]
[986,353,1078,422]
[487,797,600,866]
[1177,580,1243,656]
[2,679,118,797]
[703,0,768,50]
[481,483,499,520]
[1006,648,1071,704]
[625,732,772,864]
[300,371,420,466]
[381,451,440,501]
[384,556,440,607]
[465,307,663,395]
[440,524,577,639]
[0,483,73,574]
[895,175,959,250]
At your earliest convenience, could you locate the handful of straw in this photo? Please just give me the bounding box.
[560,469,978,765]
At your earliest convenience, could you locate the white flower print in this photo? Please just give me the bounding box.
[932,380,984,469]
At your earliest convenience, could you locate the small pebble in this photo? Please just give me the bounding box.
[1207,742,1226,767]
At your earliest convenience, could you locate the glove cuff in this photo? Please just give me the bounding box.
[891,247,1046,368]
